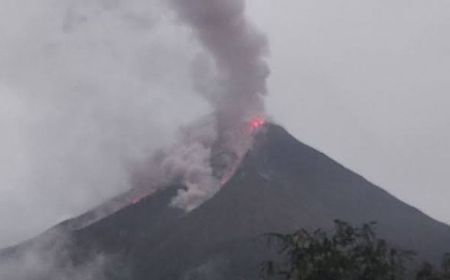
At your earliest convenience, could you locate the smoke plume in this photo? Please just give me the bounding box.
[163,0,270,210]
[0,0,270,276]
[172,0,270,154]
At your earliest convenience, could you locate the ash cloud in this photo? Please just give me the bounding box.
[0,0,207,247]
[0,230,108,280]
[130,118,222,212]
[166,120,220,211]
[164,0,270,210]
[171,0,270,154]
[0,0,270,276]
[0,0,270,245]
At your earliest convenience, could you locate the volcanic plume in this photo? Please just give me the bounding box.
[131,0,271,211]
[172,0,269,156]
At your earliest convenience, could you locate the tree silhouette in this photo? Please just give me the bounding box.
[416,253,450,280]
[262,220,415,280]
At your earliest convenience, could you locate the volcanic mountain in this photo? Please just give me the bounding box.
[1,123,450,279]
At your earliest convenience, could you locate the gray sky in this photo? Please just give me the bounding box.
[247,0,450,227]
[0,0,449,247]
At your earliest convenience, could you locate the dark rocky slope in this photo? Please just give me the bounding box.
[2,124,449,279]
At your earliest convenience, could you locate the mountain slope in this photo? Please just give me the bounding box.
[1,123,450,279]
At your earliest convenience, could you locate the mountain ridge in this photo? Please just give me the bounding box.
[1,123,449,279]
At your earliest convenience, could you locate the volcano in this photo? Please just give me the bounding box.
[1,123,450,279]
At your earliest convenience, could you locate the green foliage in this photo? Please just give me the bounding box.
[416,253,450,280]
[262,220,415,280]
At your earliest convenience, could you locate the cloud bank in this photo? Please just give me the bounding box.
[0,0,210,247]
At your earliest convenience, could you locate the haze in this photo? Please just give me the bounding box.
[0,0,449,248]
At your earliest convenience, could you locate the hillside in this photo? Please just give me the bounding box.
[1,123,449,279]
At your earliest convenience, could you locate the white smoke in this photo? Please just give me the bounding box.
[0,0,211,247]
[0,1,270,277]
[167,141,219,211]
[0,230,108,280]
[164,0,270,211]
[130,118,221,211]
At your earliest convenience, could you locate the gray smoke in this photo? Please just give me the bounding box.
[0,0,210,247]
[163,0,270,211]
[0,230,108,280]
[171,0,270,155]
[165,120,221,211]
[0,0,269,277]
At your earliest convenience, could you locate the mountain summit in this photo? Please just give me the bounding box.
[1,123,450,279]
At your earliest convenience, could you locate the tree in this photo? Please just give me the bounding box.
[416,253,450,280]
[262,220,414,280]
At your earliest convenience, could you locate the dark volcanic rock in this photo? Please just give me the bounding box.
[2,124,450,279]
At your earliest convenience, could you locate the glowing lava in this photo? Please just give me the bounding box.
[130,117,267,206]
[249,117,266,133]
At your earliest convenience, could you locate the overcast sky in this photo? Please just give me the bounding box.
[247,0,450,227]
[0,0,449,248]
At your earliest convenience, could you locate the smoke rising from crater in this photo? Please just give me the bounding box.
[171,0,270,154]
[161,0,270,210]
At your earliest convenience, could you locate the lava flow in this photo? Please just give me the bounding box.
[219,117,267,186]
[130,118,267,206]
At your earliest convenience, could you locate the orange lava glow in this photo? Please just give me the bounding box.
[249,117,266,132]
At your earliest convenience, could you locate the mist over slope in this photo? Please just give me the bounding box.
[1,123,449,279]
